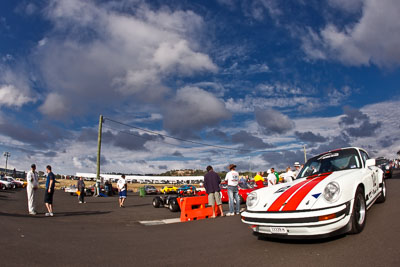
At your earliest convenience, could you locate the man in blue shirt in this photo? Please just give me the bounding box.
[44,165,56,217]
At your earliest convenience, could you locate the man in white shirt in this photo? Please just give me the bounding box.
[26,164,39,215]
[267,169,276,186]
[294,162,301,178]
[117,175,127,208]
[284,167,295,183]
[225,164,240,216]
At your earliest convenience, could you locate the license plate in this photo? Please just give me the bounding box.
[270,227,288,234]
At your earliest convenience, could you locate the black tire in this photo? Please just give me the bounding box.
[168,200,180,212]
[377,179,386,203]
[350,187,367,234]
[1,184,5,190]
[153,197,162,208]
[239,195,244,204]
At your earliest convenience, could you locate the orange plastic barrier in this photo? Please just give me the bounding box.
[178,196,221,222]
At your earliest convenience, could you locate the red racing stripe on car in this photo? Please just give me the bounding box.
[267,179,312,211]
[281,172,332,211]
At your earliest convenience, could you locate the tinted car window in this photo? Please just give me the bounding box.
[298,148,362,178]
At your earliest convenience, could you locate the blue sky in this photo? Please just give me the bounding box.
[0,0,399,174]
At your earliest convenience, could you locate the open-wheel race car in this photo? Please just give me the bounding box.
[152,195,181,212]
[152,189,207,212]
[241,147,386,239]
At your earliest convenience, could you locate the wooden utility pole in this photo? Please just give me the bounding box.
[3,152,10,174]
[95,115,104,196]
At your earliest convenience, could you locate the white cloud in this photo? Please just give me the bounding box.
[255,108,295,134]
[153,40,217,74]
[302,0,400,69]
[0,85,31,108]
[39,93,68,118]
[163,86,231,136]
[38,0,217,119]
[0,65,34,108]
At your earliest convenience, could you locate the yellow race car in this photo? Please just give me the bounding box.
[160,186,178,194]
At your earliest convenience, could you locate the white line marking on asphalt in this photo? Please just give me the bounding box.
[139,218,181,226]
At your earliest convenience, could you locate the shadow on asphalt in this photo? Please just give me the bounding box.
[257,233,346,244]
[0,211,111,218]
[124,203,152,208]
[0,190,18,194]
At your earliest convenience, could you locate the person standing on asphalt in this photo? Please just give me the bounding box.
[26,164,39,215]
[271,168,280,184]
[77,177,86,204]
[254,172,264,188]
[44,165,56,217]
[267,169,276,186]
[117,174,127,208]
[283,167,295,183]
[293,162,301,178]
[203,165,224,218]
[225,164,240,216]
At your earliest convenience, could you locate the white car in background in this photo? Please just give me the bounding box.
[0,177,13,189]
[241,147,386,239]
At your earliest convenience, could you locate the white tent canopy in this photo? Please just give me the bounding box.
[75,173,204,183]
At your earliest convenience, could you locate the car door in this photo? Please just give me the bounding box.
[359,150,379,205]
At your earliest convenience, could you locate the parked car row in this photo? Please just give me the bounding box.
[0,176,26,190]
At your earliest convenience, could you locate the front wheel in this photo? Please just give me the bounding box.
[350,187,367,234]
[153,197,162,208]
[168,200,180,212]
[376,179,386,203]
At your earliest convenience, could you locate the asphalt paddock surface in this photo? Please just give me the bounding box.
[1,172,400,267]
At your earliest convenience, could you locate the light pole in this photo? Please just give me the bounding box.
[3,152,10,174]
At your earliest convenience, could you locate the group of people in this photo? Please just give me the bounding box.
[203,162,303,218]
[26,164,56,216]
[26,163,129,215]
[252,162,302,188]
[204,163,242,217]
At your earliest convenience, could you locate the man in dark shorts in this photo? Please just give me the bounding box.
[44,165,56,216]
[117,174,127,208]
[204,165,224,218]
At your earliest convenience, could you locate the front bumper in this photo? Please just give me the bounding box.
[241,201,351,238]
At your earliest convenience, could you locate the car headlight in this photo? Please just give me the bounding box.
[246,192,258,208]
[323,182,340,203]
[385,165,390,170]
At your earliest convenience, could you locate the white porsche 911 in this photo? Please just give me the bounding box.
[241,147,386,238]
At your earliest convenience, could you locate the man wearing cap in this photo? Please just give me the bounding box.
[203,166,224,218]
[294,162,301,178]
[26,164,39,215]
[225,164,240,216]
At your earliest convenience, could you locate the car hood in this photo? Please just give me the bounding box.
[249,169,359,212]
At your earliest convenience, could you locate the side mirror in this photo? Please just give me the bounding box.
[365,159,376,168]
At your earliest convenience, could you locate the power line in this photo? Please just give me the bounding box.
[104,117,252,152]
[102,125,208,151]
[103,117,304,155]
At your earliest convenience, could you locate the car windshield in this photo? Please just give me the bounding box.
[298,148,362,178]
[376,159,388,165]
[239,183,252,189]
[220,183,227,189]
